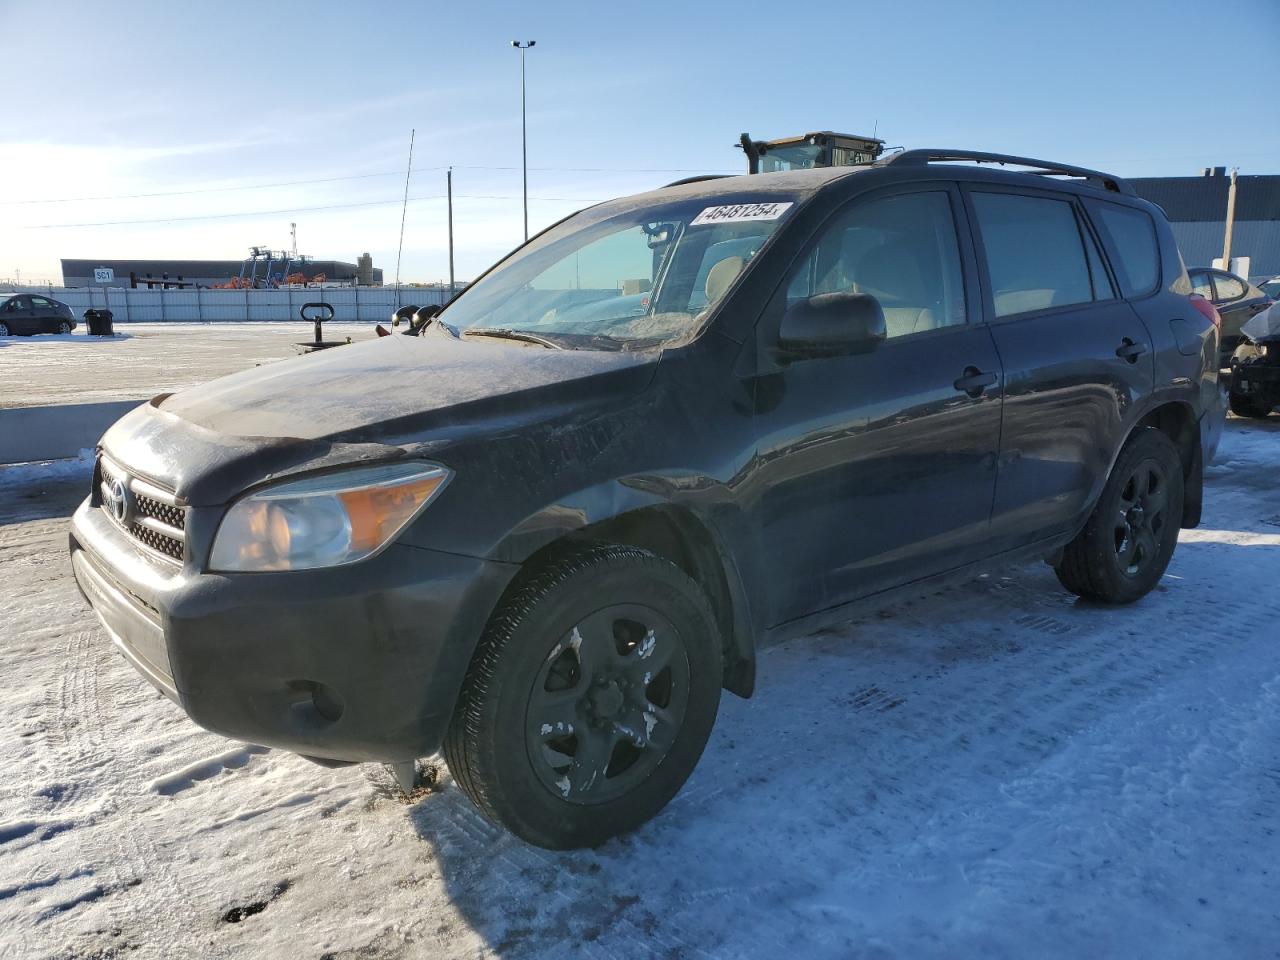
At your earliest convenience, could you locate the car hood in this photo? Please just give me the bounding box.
[101,331,658,505]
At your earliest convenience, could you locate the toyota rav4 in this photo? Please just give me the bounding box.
[70,149,1223,849]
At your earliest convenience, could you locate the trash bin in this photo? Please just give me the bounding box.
[84,309,114,336]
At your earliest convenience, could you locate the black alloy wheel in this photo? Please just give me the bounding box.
[1054,427,1184,604]
[1112,460,1170,577]
[526,604,690,805]
[444,544,722,849]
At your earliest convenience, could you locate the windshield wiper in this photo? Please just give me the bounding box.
[461,327,564,350]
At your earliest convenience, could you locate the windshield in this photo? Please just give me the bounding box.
[439,193,798,348]
[760,144,824,173]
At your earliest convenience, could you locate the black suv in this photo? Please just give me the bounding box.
[70,150,1222,849]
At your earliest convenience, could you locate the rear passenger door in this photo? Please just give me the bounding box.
[965,186,1154,551]
[29,296,57,332]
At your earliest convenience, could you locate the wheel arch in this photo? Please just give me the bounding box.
[492,501,758,699]
[1129,399,1201,528]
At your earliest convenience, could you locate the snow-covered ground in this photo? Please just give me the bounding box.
[0,322,373,408]
[1,420,1278,959]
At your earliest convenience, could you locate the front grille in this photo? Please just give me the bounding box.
[130,521,185,560]
[98,456,187,564]
[136,493,185,532]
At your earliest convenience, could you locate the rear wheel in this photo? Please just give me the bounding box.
[1228,390,1274,419]
[1054,428,1183,604]
[444,544,722,849]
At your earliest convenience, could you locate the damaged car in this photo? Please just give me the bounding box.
[1228,301,1280,418]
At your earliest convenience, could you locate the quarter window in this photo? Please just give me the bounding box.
[972,192,1098,318]
[784,191,966,339]
[1093,203,1160,297]
[1190,270,1214,299]
[1213,273,1246,302]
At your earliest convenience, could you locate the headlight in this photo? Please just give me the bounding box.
[209,462,450,572]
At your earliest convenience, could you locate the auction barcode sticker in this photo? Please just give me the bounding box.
[689,201,793,226]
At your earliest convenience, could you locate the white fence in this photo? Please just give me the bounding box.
[5,285,453,323]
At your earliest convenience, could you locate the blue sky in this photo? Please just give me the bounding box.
[3,0,1277,285]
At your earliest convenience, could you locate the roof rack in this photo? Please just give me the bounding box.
[877,149,1134,196]
[663,174,732,188]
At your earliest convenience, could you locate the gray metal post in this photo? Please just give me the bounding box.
[511,40,535,242]
[447,167,455,297]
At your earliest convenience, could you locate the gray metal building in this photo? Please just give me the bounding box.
[1129,173,1280,280]
[61,257,383,288]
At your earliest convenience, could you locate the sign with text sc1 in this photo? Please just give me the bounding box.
[93,268,114,283]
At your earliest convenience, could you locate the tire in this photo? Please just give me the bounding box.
[0,321,9,337]
[1228,391,1273,419]
[1054,427,1184,604]
[58,320,72,335]
[444,544,723,849]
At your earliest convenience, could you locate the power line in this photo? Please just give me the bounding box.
[20,193,604,229]
[0,165,728,206]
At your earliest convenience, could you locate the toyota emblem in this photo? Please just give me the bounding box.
[107,478,128,523]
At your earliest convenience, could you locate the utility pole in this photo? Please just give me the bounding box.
[447,167,455,298]
[511,40,535,242]
[290,222,297,259]
[1221,167,1238,272]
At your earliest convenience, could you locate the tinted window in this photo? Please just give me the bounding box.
[31,297,52,307]
[1190,270,1213,299]
[972,193,1094,318]
[784,191,965,339]
[1213,273,1246,302]
[1094,203,1160,297]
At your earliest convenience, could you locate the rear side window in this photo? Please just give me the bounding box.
[1190,270,1213,298]
[972,192,1097,318]
[1213,273,1246,301]
[1092,203,1160,298]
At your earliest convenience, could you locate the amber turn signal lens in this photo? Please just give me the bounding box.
[339,472,447,553]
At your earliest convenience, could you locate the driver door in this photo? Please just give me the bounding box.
[748,185,1004,625]
[4,296,35,335]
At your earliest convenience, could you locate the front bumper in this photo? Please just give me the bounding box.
[69,497,517,763]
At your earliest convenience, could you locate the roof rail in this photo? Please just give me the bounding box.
[877,149,1134,195]
[663,174,732,188]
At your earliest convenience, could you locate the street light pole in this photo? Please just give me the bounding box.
[511,40,535,242]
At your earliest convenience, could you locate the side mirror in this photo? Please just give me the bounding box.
[778,292,885,357]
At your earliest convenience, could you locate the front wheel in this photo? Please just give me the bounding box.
[1054,427,1184,604]
[0,321,10,337]
[444,544,722,849]
[58,320,73,335]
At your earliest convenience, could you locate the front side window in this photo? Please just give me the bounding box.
[1213,272,1246,302]
[1093,202,1160,297]
[440,195,797,348]
[783,191,966,339]
[973,192,1099,318]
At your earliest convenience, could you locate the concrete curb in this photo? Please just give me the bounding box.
[0,400,143,465]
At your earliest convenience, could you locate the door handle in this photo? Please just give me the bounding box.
[1115,338,1147,362]
[953,366,998,398]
